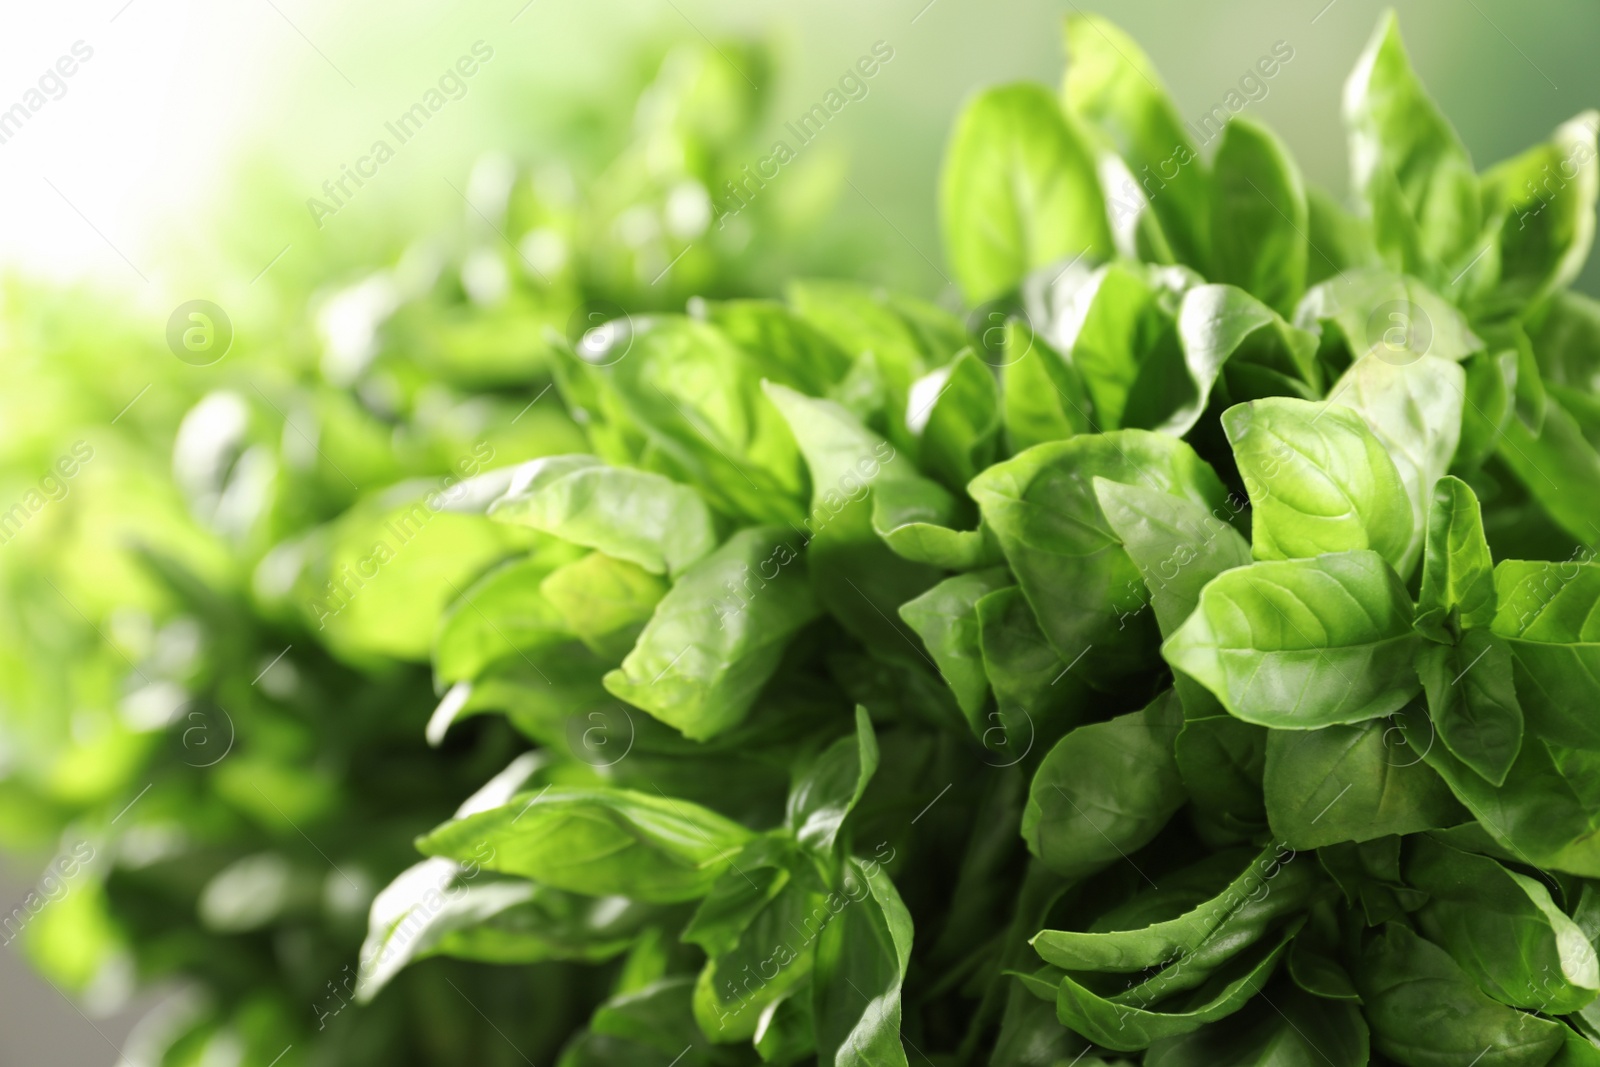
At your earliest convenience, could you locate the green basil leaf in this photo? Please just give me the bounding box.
[1052,263,1174,433]
[1529,290,1600,393]
[1498,394,1600,547]
[1492,559,1600,749]
[971,430,1231,686]
[1053,922,1296,1052]
[1178,284,1322,415]
[811,856,914,1067]
[1306,188,1376,290]
[1163,551,1422,728]
[1411,722,1600,879]
[558,317,808,525]
[1408,836,1600,1014]
[786,279,942,457]
[899,568,1014,727]
[488,455,717,577]
[763,383,940,660]
[1416,632,1524,787]
[1108,860,1314,1005]
[1057,850,1246,944]
[1175,715,1269,838]
[417,786,754,903]
[1021,691,1185,881]
[1357,922,1566,1067]
[682,844,790,960]
[1000,320,1093,453]
[1115,283,1322,438]
[786,279,936,362]
[1100,149,1183,267]
[1144,986,1368,1067]
[434,555,574,684]
[914,349,1002,490]
[1343,13,1482,281]
[1456,349,1520,473]
[561,977,727,1067]
[870,479,1001,571]
[1209,117,1309,317]
[975,584,1091,760]
[604,526,818,741]
[1316,836,1427,928]
[1504,320,1551,431]
[1327,354,1465,576]
[784,283,921,447]
[1554,382,1600,448]
[1294,267,1482,364]
[426,643,613,748]
[701,298,854,396]
[1417,475,1498,641]
[538,551,667,662]
[311,485,542,660]
[1480,112,1600,315]
[591,977,714,1057]
[1062,13,1207,270]
[1263,716,1462,849]
[886,292,973,364]
[1093,475,1264,828]
[355,860,647,1001]
[940,82,1113,304]
[1286,901,1362,1001]
[786,707,880,854]
[1093,477,1251,637]
[691,851,826,1042]
[1225,397,1414,569]
[1031,843,1301,972]
[753,990,815,1064]
[991,980,1088,1067]
[1552,1029,1600,1067]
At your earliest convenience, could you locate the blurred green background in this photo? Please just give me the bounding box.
[3,0,1598,1063]
[7,0,1599,301]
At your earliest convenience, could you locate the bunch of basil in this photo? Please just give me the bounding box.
[0,38,909,1067]
[370,12,1600,1066]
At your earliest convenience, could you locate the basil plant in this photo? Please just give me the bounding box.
[258,10,1600,1067]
